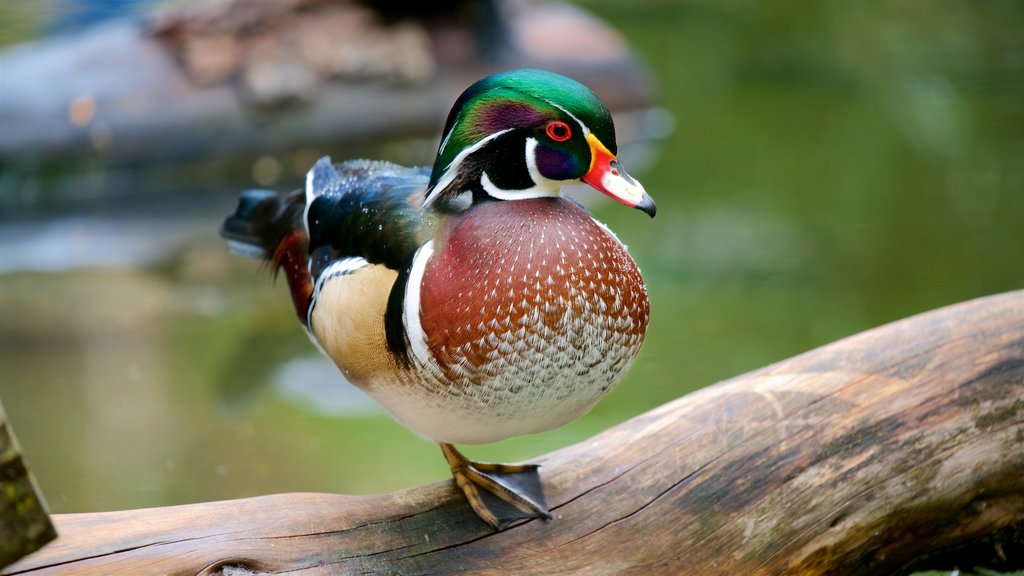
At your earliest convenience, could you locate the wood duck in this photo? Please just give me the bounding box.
[221,69,655,530]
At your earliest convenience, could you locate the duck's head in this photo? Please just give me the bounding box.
[424,69,655,217]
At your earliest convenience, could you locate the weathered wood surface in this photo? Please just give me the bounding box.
[0,401,56,570]
[4,291,1023,575]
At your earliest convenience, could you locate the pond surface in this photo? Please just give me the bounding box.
[1,1,1022,513]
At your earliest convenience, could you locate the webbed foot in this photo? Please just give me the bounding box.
[440,443,551,530]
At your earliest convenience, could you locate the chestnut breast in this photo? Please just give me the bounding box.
[418,197,649,394]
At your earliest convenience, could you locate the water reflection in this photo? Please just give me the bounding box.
[0,215,206,273]
[274,356,381,417]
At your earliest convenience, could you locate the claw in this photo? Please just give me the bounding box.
[440,443,551,530]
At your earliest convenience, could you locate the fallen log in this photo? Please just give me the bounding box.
[4,291,1023,575]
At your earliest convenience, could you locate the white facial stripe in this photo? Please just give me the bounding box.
[403,241,436,369]
[435,110,462,159]
[545,100,590,136]
[430,102,597,205]
[424,128,514,207]
[479,137,562,201]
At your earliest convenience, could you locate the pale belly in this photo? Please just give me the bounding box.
[373,290,645,444]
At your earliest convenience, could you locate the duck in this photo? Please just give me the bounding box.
[221,68,655,530]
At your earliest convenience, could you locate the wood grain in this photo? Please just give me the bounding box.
[5,291,1023,575]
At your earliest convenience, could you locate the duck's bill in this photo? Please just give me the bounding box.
[582,133,656,218]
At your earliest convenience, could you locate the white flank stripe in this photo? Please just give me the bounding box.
[307,257,370,329]
[403,241,436,369]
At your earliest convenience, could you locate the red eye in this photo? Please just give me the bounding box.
[545,121,572,142]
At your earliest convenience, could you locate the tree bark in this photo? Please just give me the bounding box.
[0,401,56,571]
[4,291,1023,575]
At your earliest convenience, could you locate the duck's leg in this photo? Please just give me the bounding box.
[440,443,552,530]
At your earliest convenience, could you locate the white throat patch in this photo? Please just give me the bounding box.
[480,137,563,201]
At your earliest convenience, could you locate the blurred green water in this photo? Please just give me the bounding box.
[0,0,1022,518]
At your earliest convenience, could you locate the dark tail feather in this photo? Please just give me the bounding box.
[220,189,296,259]
[221,189,313,324]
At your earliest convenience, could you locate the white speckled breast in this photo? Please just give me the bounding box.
[372,197,649,444]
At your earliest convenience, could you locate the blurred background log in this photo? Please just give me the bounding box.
[0,400,56,571]
[0,0,664,216]
[4,291,1022,575]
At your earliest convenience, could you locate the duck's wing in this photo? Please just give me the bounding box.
[305,157,433,275]
[302,157,436,376]
[221,156,434,373]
